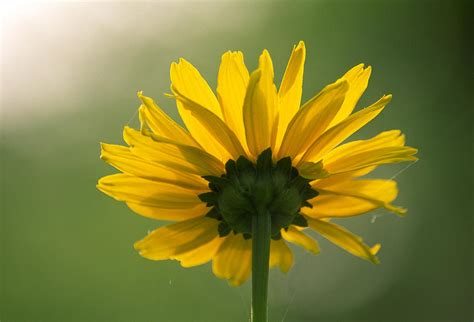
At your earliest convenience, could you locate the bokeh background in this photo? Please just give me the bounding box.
[1,1,471,321]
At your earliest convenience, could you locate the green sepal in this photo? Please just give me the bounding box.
[290,176,312,192]
[218,222,232,237]
[198,192,218,206]
[275,157,292,178]
[271,231,282,240]
[302,200,313,208]
[271,212,294,237]
[225,159,238,177]
[236,155,255,172]
[202,175,229,191]
[256,148,272,177]
[205,207,221,219]
[302,187,319,200]
[291,213,308,227]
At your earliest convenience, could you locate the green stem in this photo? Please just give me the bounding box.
[251,208,271,322]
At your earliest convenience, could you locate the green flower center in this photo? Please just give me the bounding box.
[198,148,318,240]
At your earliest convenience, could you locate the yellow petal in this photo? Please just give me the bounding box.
[307,217,380,264]
[173,235,225,267]
[269,239,293,273]
[328,64,372,127]
[134,216,219,260]
[123,127,224,176]
[281,226,319,254]
[170,58,222,118]
[278,79,349,160]
[172,86,247,162]
[299,95,392,165]
[309,166,377,188]
[322,130,416,174]
[126,202,208,221]
[217,51,250,150]
[100,143,207,190]
[325,146,418,175]
[303,194,383,218]
[97,174,204,209]
[137,92,199,147]
[243,50,279,157]
[324,130,412,170]
[276,41,306,147]
[212,233,252,286]
[312,179,406,215]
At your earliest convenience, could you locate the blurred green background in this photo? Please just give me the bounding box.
[1,1,471,321]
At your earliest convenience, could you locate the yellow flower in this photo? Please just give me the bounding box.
[97,41,417,286]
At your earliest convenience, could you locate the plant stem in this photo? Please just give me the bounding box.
[251,209,271,322]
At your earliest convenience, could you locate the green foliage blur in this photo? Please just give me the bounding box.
[1,1,471,321]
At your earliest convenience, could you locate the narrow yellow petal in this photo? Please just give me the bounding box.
[134,217,219,260]
[137,92,199,147]
[243,50,279,157]
[269,239,293,273]
[312,179,406,216]
[123,127,224,176]
[307,217,380,264]
[97,174,204,209]
[309,166,377,187]
[212,233,252,286]
[299,95,392,165]
[170,58,222,118]
[172,86,247,162]
[217,51,250,150]
[276,41,306,147]
[322,130,417,174]
[100,143,207,190]
[126,202,208,221]
[281,226,319,254]
[325,146,418,175]
[278,79,349,160]
[303,194,379,218]
[328,64,372,127]
[172,235,225,268]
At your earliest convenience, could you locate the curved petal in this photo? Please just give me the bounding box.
[278,79,348,160]
[307,217,380,264]
[212,233,252,286]
[137,92,199,147]
[173,235,225,268]
[171,86,247,162]
[124,127,224,176]
[243,50,279,158]
[309,166,377,188]
[276,41,306,148]
[312,179,406,215]
[217,51,249,150]
[281,226,319,254]
[134,216,219,260]
[170,58,222,118]
[100,143,207,190]
[325,146,418,175]
[126,202,208,221]
[269,239,293,273]
[299,95,392,165]
[303,194,382,218]
[97,174,204,209]
[323,130,417,174]
[328,64,372,127]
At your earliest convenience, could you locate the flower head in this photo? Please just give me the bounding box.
[98,41,417,286]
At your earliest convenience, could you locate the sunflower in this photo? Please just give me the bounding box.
[97,41,417,291]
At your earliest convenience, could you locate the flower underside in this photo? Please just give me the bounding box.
[97,40,419,287]
[199,148,318,240]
